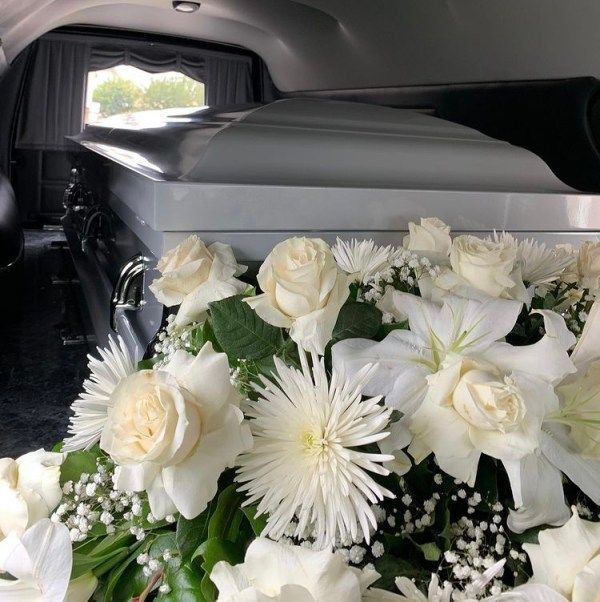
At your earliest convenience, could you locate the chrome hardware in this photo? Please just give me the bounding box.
[110,254,147,332]
[63,167,94,212]
[80,205,115,248]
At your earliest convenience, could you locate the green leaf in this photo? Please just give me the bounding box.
[201,573,216,602]
[208,485,244,541]
[194,538,243,573]
[138,354,164,370]
[72,547,129,579]
[417,541,441,562]
[177,503,213,563]
[151,533,178,558]
[332,302,382,342]
[241,505,267,537]
[209,296,283,360]
[104,556,148,602]
[193,539,244,602]
[102,536,157,602]
[373,555,428,590]
[158,563,206,602]
[60,448,102,486]
[510,527,540,545]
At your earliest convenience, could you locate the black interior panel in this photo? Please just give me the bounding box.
[287,77,600,192]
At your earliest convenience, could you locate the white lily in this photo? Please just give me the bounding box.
[506,301,600,532]
[332,292,575,487]
[0,519,73,601]
[492,509,600,602]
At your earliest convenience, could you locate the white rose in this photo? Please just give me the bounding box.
[443,234,527,301]
[578,241,600,294]
[244,237,350,354]
[149,235,248,327]
[409,355,550,484]
[520,509,600,602]
[403,217,452,260]
[210,537,379,602]
[0,449,63,540]
[100,343,253,520]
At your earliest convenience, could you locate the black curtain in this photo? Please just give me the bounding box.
[205,55,253,105]
[15,39,89,150]
[88,44,207,83]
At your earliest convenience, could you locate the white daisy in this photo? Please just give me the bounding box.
[332,238,393,284]
[236,350,394,549]
[63,336,136,452]
[518,238,576,285]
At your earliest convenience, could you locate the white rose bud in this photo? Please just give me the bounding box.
[0,449,64,540]
[100,343,252,520]
[403,217,452,260]
[149,235,248,327]
[244,237,350,354]
[446,235,527,301]
[577,241,600,295]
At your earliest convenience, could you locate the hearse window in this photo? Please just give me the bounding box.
[85,66,206,126]
[9,34,255,222]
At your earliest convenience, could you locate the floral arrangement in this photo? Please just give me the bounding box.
[3,218,600,601]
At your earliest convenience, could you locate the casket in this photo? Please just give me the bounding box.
[64,98,600,358]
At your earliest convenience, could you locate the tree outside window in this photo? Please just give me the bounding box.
[86,66,205,124]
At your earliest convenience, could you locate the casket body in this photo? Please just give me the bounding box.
[65,98,600,357]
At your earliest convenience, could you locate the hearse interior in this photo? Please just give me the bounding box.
[1,1,600,454]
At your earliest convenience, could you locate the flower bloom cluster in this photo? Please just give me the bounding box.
[7,221,600,602]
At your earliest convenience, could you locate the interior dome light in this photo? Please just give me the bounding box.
[172,1,201,13]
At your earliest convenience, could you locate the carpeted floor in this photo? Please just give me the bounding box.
[0,230,92,457]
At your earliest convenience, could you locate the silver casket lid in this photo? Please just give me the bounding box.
[69,98,600,261]
[71,98,569,192]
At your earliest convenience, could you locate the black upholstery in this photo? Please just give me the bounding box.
[0,173,23,272]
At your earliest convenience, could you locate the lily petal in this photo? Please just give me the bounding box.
[571,300,600,372]
[541,427,600,505]
[503,453,569,534]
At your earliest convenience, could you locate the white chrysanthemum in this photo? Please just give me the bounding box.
[63,336,136,452]
[332,238,393,284]
[518,238,576,285]
[236,351,394,549]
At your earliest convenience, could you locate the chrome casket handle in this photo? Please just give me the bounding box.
[110,254,147,332]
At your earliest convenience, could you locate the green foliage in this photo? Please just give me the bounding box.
[209,296,285,361]
[92,72,204,118]
[240,505,268,537]
[60,447,102,486]
[92,76,143,117]
[137,354,165,370]
[144,76,204,109]
[177,502,213,563]
[207,485,245,541]
[159,563,206,601]
[331,301,383,342]
[71,531,139,581]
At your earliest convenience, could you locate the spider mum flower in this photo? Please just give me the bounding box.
[332,238,393,284]
[236,351,394,549]
[518,238,576,286]
[63,336,136,452]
